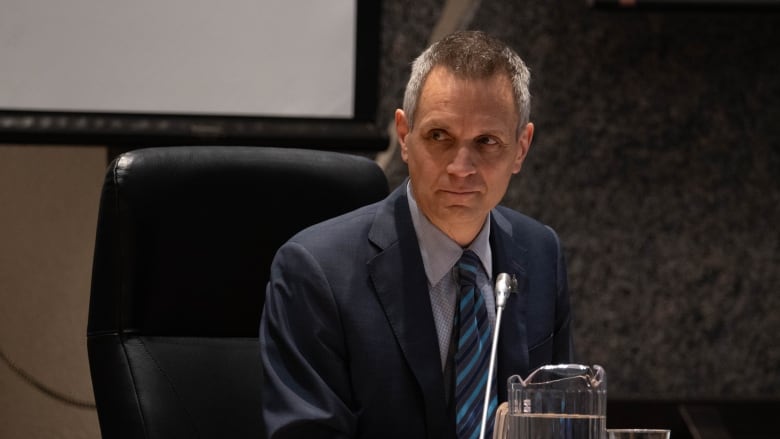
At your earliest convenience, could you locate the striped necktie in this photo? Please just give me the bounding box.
[454,250,497,439]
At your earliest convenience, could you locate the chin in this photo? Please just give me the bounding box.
[442,204,488,221]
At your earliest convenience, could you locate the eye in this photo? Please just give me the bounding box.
[477,136,498,146]
[476,136,503,152]
[426,129,453,143]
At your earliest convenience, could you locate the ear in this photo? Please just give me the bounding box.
[512,122,534,174]
[395,109,410,163]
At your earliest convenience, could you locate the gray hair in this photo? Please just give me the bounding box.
[402,30,531,135]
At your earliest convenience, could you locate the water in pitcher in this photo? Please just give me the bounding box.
[507,413,606,439]
[507,364,607,439]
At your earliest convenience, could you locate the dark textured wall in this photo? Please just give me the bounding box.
[379,0,780,399]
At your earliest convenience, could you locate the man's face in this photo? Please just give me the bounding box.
[396,66,533,245]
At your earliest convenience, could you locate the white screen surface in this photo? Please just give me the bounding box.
[0,0,356,118]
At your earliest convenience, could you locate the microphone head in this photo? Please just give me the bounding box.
[495,273,513,307]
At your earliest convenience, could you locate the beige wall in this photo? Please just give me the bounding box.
[0,145,106,439]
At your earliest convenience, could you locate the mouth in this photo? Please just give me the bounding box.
[439,189,480,202]
[442,188,479,195]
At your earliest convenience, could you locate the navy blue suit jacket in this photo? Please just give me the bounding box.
[259,183,573,439]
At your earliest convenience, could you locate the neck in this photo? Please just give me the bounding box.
[435,218,487,248]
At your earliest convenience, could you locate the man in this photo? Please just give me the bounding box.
[260,30,573,439]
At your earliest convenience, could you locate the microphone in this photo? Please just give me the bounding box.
[479,273,515,439]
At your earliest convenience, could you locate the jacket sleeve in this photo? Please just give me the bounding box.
[259,241,356,439]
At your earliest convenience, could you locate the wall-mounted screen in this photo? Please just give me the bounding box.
[0,1,384,150]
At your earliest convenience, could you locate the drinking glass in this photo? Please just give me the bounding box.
[606,429,670,439]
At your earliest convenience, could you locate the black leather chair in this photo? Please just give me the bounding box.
[87,146,389,439]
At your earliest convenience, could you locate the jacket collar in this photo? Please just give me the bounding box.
[367,184,450,438]
[490,208,530,398]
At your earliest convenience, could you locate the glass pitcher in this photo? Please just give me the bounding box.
[505,364,607,439]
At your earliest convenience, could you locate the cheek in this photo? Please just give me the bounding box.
[484,163,517,191]
[511,151,527,174]
[407,140,466,180]
[406,144,434,170]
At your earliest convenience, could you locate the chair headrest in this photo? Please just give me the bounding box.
[88,146,388,337]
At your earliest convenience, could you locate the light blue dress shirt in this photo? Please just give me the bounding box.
[406,182,497,370]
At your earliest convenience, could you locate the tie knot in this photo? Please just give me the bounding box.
[457,250,480,287]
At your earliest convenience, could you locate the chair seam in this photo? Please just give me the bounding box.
[135,336,202,439]
[120,334,151,439]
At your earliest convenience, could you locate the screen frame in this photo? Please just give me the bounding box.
[587,0,780,10]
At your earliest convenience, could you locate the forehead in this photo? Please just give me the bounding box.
[415,66,518,127]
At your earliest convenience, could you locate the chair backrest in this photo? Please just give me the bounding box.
[87,146,389,439]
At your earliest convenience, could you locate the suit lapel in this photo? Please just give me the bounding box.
[490,209,530,400]
[367,185,449,438]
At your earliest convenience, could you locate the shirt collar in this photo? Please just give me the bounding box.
[406,181,493,287]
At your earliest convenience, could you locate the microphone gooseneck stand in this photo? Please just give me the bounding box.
[479,273,516,439]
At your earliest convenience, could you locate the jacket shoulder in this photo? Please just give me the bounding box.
[493,205,560,243]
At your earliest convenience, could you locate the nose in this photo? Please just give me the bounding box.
[446,144,477,177]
